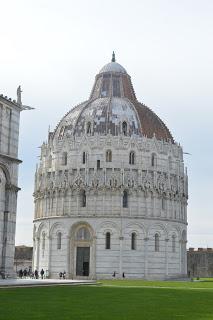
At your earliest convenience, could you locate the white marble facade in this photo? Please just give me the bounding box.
[0,91,24,277]
[33,56,188,280]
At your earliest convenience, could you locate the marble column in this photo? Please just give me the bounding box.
[66,236,71,278]
[165,238,169,277]
[144,237,149,279]
[119,236,123,278]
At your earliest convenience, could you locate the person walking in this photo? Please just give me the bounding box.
[19,269,23,279]
[23,269,27,278]
[34,269,38,279]
[40,269,45,279]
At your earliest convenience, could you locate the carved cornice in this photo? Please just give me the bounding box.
[0,153,22,164]
[5,183,20,192]
[34,169,187,201]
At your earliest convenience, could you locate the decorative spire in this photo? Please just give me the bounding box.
[111,51,116,62]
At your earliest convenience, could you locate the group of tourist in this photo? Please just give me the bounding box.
[18,268,31,278]
[18,269,67,280]
[18,268,46,279]
[59,271,66,279]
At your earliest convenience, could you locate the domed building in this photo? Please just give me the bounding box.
[33,54,188,279]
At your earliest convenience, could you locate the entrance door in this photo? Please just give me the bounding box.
[76,247,90,276]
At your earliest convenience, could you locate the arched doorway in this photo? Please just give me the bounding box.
[76,227,91,276]
[70,223,95,279]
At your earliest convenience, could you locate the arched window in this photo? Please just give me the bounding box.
[181,204,185,220]
[155,233,159,252]
[112,76,121,97]
[82,152,87,164]
[48,155,52,168]
[106,150,112,162]
[122,121,128,135]
[51,191,56,209]
[76,227,91,241]
[101,75,110,97]
[131,232,136,250]
[168,156,172,170]
[97,160,100,170]
[129,151,135,165]
[162,197,166,210]
[81,190,86,207]
[183,206,186,221]
[48,192,51,210]
[182,230,186,242]
[151,153,157,167]
[57,232,62,250]
[172,235,176,253]
[42,232,45,250]
[123,190,128,208]
[105,232,111,249]
[62,152,67,165]
[86,122,92,134]
[58,126,65,139]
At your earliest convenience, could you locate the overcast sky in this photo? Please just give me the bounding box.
[0,0,213,248]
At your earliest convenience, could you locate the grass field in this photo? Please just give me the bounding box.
[1,280,213,319]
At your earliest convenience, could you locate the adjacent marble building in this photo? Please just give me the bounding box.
[0,88,28,277]
[187,248,213,278]
[33,54,188,280]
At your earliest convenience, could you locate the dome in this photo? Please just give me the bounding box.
[99,62,127,74]
[60,97,141,137]
[99,51,127,74]
[54,53,174,143]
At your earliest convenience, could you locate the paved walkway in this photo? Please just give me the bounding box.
[0,278,96,288]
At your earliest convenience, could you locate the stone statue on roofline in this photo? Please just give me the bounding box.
[17,85,22,105]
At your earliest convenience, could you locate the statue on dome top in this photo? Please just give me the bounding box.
[111,51,116,62]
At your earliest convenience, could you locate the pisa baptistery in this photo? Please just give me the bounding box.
[33,54,188,280]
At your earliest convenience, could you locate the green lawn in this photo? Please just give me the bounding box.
[1,280,213,319]
[100,278,213,288]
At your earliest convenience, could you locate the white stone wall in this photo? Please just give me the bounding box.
[33,217,187,280]
[0,98,22,277]
[0,101,20,158]
[33,133,188,279]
